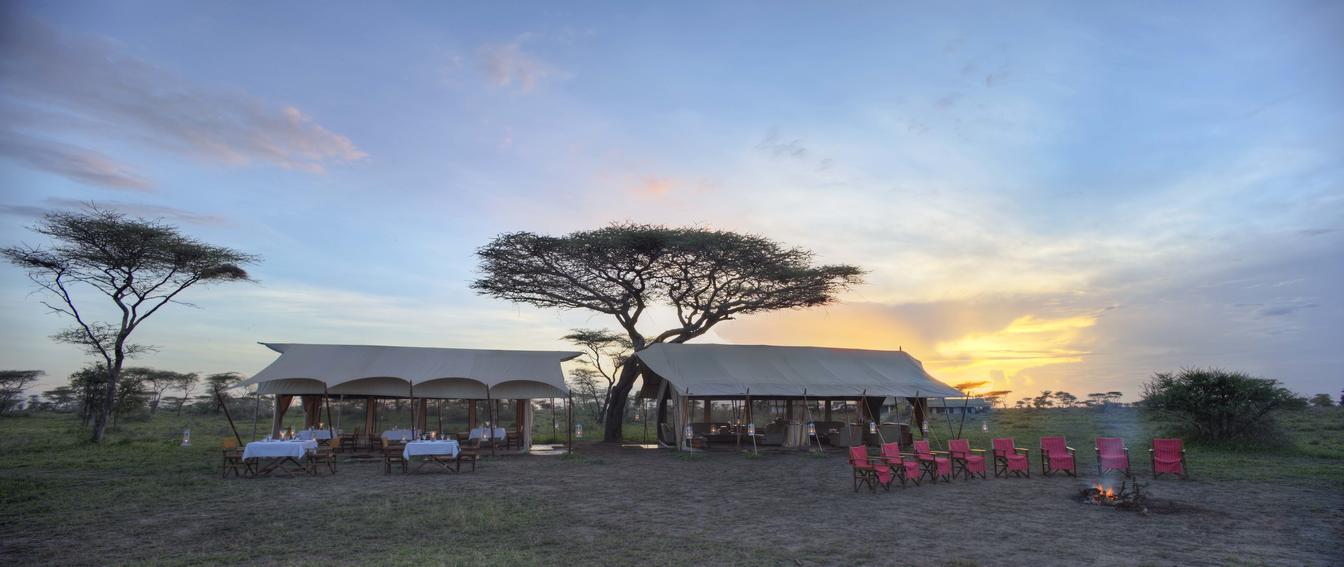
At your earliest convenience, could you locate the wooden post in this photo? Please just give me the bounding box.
[702,398,712,423]
[417,398,428,432]
[567,392,574,454]
[825,398,832,422]
[216,387,243,446]
[363,396,375,437]
[468,400,477,429]
[323,387,334,437]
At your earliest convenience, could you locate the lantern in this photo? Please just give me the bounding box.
[981,421,989,433]
[575,423,583,438]
[684,424,693,441]
[921,420,929,434]
[747,422,756,436]
[868,421,877,435]
[805,422,815,437]
[180,428,191,447]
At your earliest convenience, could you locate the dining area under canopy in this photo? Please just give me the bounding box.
[234,343,582,452]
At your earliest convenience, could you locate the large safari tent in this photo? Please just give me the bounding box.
[634,343,963,451]
[237,343,582,451]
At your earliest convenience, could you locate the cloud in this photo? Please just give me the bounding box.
[0,131,152,190]
[0,198,228,226]
[0,14,366,183]
[479,41,557,92]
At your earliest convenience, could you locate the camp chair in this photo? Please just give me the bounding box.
[310,437,338,475]
[1150,438,1188,479]
[337,432,356,453]
[1039,436,1077,477]
[878,442,921,487]
[1096,437,1131,477]
[505,431,521,450]
[991,438,1030,478]
[848,446,892,493]
[912,440,952,483]
[382,439,407,474]
[947,439,987,480]
[221,438,250,479]
[456,439,481,472]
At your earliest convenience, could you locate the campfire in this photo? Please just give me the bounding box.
[1078,480,1149,514]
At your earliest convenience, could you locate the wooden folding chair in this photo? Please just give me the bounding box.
[1096,437,1131,478]
[221,438,250,479]
[1039,436,1077,477]
[991,438,1030,478]
[310,437,338,475]
[1150,438,1188,479]
[382,438,407,474]
[947,439,987,480]
[456,439,481,472]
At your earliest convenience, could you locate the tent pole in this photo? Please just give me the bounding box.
[957,392,971,439]
[323,385,334,438]
[567,392,574,455]
[250,389,260,441]
[943,396,956,445]
[485,386,496,457]
[746,388,756,455]
[215,387,242,447]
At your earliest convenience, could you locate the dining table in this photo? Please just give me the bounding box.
[242,439,319,477]
[403,439,461,472]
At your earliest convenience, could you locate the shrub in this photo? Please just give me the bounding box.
[1140,368,1301,442]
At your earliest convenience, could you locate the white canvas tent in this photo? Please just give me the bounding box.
[633,343,961,450]
[238,343,581,450]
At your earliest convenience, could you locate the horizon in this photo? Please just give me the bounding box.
[2,2,1342,400]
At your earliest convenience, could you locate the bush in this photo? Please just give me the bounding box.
[1140,368,1301,442]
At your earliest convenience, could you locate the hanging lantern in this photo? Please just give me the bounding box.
[806,422,815,437]
[747,422,756,436]
[921,420,929,434]
[180,428,191,447]
[868,421,877,435]
[575,423,583,438]
[684,424,693,440]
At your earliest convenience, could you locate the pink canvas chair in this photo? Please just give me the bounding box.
[947,439,987,480]
[848,446,893,493]
[1039,436,1077,477]
[1150,438,1188,479]
[991,438,1030,478]
[1095,437,1131,477]
[912,439,952,483]
[879,442,921,487]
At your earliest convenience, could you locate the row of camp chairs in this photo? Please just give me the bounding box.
[848,437,1189,493]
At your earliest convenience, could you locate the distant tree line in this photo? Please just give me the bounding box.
[7,364,249,427]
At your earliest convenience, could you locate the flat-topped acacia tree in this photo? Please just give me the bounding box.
[3,207,256,442]
[472,224,863,443]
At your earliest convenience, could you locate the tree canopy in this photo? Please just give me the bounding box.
[473,223,863,441]
[1141,368,1302,441]
[3,206,256,441]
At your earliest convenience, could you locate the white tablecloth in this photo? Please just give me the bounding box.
[242,440,318,460]
[403,440,460,460]
[296,429,336,441]
[469,427,507,440]
[382,429,415,441]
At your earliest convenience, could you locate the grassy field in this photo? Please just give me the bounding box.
[1,408,1340,566]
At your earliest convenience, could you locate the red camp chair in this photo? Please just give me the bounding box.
[848,446,893,493]
[879,442,921,487]
[991,438,1030,478]
[1039,436,1077,477]
[912,440,952,483]
[947,439,987,480]
[1096,437,1131,477]
[1150,438,1188,479]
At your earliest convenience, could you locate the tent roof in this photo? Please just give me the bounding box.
[633,343,961,398]
[237,343,582,398]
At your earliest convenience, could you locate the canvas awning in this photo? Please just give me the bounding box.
[237,343,582,399]
[634,343,961,398]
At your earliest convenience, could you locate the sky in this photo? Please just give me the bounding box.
[1,1,1341,402]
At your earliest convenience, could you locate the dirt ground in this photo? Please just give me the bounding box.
[4,439,1342,566]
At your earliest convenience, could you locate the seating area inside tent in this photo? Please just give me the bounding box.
[231,343,581,474]
[632,343,964,452]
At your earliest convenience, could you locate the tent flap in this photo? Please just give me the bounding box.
[238,343,581,398]
[633,343,961,398]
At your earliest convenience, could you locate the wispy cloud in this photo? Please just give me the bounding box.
[0,198,229,226]
[0,14,366,184]
[479,40,559,92]
[0,131,152,190]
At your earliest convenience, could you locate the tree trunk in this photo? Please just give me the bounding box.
[93,360,123,443]
[602,362,641,442]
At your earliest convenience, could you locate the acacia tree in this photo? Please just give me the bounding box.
[0,370,44,415]
[3,208,255,441]
[123,367,195,415]
[473,224,863,442]
[562,328,632,425]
